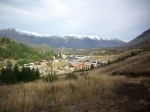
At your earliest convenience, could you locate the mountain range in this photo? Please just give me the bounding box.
[0,28,125,49]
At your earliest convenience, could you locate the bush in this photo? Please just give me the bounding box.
[65,73,78,80]
[43,74,58,83]
[6,60,12,68]
[107,60,110,65]
[17,58,28,66]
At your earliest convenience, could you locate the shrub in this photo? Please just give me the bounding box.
[17,58,28,66]
[107,60,111,65]
[6,60,12,68]
[65,73,78,80]
[43,74,58,82]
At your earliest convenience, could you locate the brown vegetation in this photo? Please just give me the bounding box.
[0,75,126,112]
[68,78,150,112]
[89,50,133,62]
[0,51,150,112]
[89,51,150,76]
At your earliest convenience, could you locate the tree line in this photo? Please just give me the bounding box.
[0,64,40,85]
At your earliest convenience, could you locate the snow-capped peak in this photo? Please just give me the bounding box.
[0,28,114,40]
[87,35,103,40]
[61,34,103,40]
[16,29,42,37]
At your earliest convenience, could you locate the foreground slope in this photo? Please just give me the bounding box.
[69,51,150,112]
[0,51,150,112]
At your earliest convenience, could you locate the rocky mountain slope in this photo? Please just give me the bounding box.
[123,28,150,48]
[0,28,125,49]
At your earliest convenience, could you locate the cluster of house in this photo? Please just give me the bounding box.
[64,55,108,71]
[23,54,108,74]
[23,59,54,74]
[24,59,53,68]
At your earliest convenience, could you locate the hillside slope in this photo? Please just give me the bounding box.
[71,51,150,112]
[0,37,54,61]
[123,28,150,49]
[89,51,150,76]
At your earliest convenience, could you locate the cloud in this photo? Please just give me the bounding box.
[0,0,150,41]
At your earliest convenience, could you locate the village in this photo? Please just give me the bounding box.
[24,54,108,76]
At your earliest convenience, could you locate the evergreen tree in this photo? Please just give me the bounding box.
[0,37,55,61]
[13,64,21,82]
[107,60,110,65]
[35,68,40,79]
[0,64,40,85]
[130,50,134,57]
[90,64,94,70]
[0,67,17,84]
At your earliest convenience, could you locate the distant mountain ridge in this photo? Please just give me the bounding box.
[0,28,125,48]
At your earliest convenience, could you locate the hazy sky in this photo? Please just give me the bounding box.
[0,0,150,42]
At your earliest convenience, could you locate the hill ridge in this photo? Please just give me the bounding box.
[0,28,125,49]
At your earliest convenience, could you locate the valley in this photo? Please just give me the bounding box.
[1,0,150,111]
[0,28,150,112]
[0,48,150,112]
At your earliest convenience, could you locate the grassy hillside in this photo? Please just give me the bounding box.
[0,75,128,112]
[89,49,144,63]
[89,51,150,77]
[0,51,150,111]
[89,49,132,61]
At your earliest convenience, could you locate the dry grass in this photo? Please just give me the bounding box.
[1,51,150,112]
[89,51,150,76]
[0,75,127,112]
[89,49,143,62]
[53,62,68,69]
[89,50,133,61]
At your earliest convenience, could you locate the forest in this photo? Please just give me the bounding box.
[0,37,57,61]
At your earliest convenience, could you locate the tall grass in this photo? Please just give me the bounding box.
[0,75,127,112]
